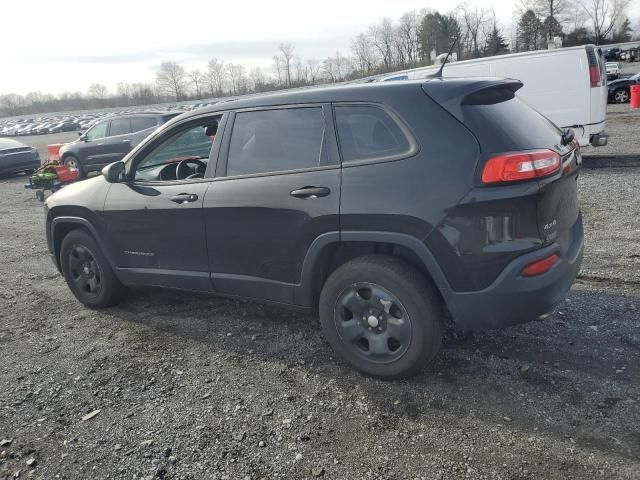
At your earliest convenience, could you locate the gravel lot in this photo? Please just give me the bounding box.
[0,113,639,480]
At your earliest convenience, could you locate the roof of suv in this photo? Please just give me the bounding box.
[170,77,520,123]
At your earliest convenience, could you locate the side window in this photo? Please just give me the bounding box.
[334,105,411,162]
[85,120,108,141]
[109,118,131,137]
[131,116,158,133]
[133,122,217,181]
[226,107,325,176]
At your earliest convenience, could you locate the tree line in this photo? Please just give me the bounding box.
[1,0,636,117]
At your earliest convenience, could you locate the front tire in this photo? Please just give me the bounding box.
[60,229,123,308]
[319,255,443,379]
[63,155,86,179]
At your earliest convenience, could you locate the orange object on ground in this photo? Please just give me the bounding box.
[631,85,640,109]
[54,165,79,183]
[47,144,64,161]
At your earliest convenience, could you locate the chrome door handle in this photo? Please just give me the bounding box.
[170,193,199,204]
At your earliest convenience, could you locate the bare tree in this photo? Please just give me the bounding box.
[277,43,295,87]
[249,67,267,92]
[0,94,22,116]
[87,83,108,107]
[87,83,108,99]
[188,70,205,99]
[351,33,377,74]
[370,18,396,70]
[206,58,226,96]
[226,63,246,95]
[272,55,284,87]
[293,56,307,85]
[306,59,322,83]
[156,61,187,100]
[577,0,632,43]
[398,11,420,65]
[458,4,490,58]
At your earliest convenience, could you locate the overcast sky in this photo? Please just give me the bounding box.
[1,0,638,95]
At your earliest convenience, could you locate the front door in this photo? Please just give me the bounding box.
[101,115,222,291]
[203,105,341,305]
[76,119,110,165]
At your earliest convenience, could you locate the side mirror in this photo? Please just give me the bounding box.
[79,132,88,141]
[102,161,125,183]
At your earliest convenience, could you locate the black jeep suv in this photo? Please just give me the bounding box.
[58,112,179,178]
[44,78,584,379]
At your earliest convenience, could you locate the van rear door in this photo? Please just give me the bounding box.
[586,45,608,142]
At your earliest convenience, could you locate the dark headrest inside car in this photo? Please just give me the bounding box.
[205,123,218,137]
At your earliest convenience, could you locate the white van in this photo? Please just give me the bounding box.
[376,45,609,147]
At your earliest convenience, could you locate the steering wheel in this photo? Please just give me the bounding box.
[176,158,207,180]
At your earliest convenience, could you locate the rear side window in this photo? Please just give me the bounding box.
[226,108,325,176]
[131,116,158,132]
[109,118,131,137]
[461,90,562,153]
[334,105,411,162]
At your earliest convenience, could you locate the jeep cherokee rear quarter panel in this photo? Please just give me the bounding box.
[338,86,480,247]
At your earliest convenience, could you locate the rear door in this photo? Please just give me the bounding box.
[130,115,162,148]
[202,104,340,305]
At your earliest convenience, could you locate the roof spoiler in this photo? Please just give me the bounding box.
[421,78,523,122]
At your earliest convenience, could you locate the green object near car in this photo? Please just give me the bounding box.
[29,172,57,188]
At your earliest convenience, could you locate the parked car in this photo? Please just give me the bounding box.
[603,47,622,61]
[0,138,40,176]
[607,72,640,103]
[45,78,584,379]
[58,112,178,178]
[373,45,609,147]
[49,121,80,133]
[15,124,33,136]
[605,62,622,80]
[37,123,56,135]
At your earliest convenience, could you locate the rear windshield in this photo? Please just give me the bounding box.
[462,91,562,153]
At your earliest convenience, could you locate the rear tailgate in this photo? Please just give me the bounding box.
[459,82,582,259]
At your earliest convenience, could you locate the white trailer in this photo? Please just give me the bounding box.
[376,45,609,147]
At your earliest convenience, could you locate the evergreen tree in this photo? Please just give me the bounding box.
[542,15,563,41]
[612,18,633,43]
[563,27,593,46]
[517,10,544,51]
[486,25,510,55]
[419,12,461,62]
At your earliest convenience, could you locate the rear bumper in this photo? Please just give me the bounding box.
[590,131,609,147]
[447,216,584,330]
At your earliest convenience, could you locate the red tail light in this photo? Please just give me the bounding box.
[482,150,561,184]
[589,65,601,87]
[522,253,560,277]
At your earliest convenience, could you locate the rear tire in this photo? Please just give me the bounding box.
[63,155,86,179]
[60,229,123,308]
[319,255,443,379]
